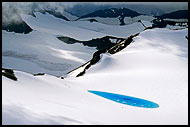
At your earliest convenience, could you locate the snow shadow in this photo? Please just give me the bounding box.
[2,104,83,125]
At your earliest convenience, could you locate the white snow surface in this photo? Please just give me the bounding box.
[166,25,187,30]
[163,18,188,22]
[124,15,155,25]
[2,28,188,125]
[66,61,90,78]
[79,15,155,26]
[2,30,96,76]
[21,12,145,40]
[20,12,106,41]
[70,21,145,39]
[62,11,78,21]
[78,17,121,25]
[2,12,147,77]
[141,20,153,28]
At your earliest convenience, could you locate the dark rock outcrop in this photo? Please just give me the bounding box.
[2,68,17,81]
[57,35,124,51]
[77,7,142,25]
[74,33,139,77]
[152,10,188,28]
[156,10,188,19]
[2,7,32,34]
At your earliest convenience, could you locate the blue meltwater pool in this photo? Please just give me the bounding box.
[88,90,159,108]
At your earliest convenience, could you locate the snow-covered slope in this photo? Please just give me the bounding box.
[70,21,145,38]
[33,8,78,21]
[78,15,155,26]
[140,20,153,28]
[21,12,146,40]
[3,28,188,125]
[163,18,188,22]
[2,11,148,77]
[62,11,78,21]
[20,12,106,41]
[65,28,188,124]
[124,15,155,25]
[2,30,96,76]
[78,17,121,25]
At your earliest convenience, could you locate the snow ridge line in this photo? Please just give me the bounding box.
[2,68,17,81]
[64,32,140,78]
[138,20,153,31]
[63,20,153,78]
[138,20,146,28]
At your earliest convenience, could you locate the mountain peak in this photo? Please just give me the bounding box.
[78,7,141,19]
[157,10,188,19]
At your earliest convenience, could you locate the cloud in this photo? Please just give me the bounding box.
[2,2,188,14]
[2,3,23,25]
[2,2,188,25]
[2,2,76,25]
[2,2,78,14]
[89,2,188,12]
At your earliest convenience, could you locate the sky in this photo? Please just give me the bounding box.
[2,2,188,24]
[2,2,188,12]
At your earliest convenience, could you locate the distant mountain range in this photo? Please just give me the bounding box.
[78,8,188,20]
[152,10,188,28]
[77,8,142,25]
[64,3,186,17]
[2,6,188,34]
[78,8,141,19]
[76,8,188,26]
[156,10,188,19]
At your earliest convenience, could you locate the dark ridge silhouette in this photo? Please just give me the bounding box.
[74,33,139,77]
[156,10,188,19]
[152,10,188,28]
[57,35,124,51]
[2,68,17,81]
[78,8,141,19]
[2,11,33,34]
[77,7,142,25]
[33,73,45,76]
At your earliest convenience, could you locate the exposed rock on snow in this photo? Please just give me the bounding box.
[2,68,17,81]
[69,33,139,77]
[57,35,124,51]
[2,28,188,125]
[2,6,188,125]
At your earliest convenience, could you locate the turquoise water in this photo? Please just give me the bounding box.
[88,90,159,108]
